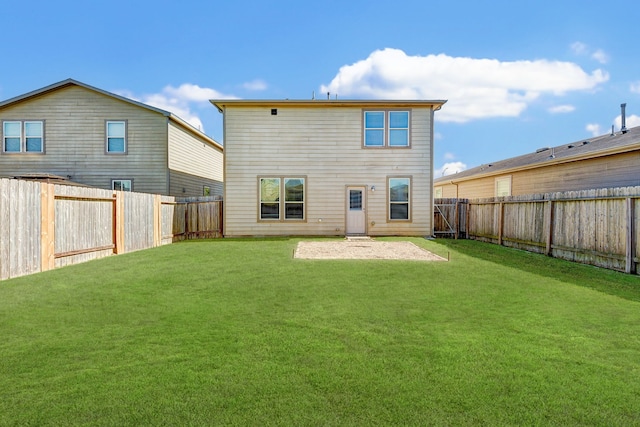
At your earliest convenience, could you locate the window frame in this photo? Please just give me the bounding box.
[2,120,45,154]
[434,186,443,199]
[495,176,512,197]
[258,176,306,222]
[387,176,412,222]
[105,120,128,154]
[111,179,133,192]
[363,110,411,148]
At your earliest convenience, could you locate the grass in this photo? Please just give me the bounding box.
[1,237,639,426]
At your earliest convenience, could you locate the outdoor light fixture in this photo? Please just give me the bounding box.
[371,185,376,192]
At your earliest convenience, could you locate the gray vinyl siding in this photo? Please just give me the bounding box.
[0,85,169,194]
[167,121,223,197]
[223,105,434,237]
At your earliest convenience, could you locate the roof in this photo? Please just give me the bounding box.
[210,99,447,113]
[434,125,640,184]
[0,78,222,150]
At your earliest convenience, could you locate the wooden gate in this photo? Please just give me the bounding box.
[434,198,468,238]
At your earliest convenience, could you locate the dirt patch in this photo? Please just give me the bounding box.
[294,238,447,261]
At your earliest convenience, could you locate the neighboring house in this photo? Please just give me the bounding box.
[211,99,446,237]
[434,126,640,199]
[0,79,223,197]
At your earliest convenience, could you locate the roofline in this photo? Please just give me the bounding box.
[210,99,447,113]
[435,140,640,185]
[0,78,222,150]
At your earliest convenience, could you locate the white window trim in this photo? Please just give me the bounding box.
[258,176,306,222]
[363,110,411,148]
[2,120,44,154]
[388,176,412,222]
[112,179,132,192]
[106,120,127,154]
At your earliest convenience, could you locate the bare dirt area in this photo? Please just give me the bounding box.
[294,238,447,261]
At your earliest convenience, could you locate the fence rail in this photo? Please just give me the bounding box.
[435,186,640,275]
[0,179,222,280]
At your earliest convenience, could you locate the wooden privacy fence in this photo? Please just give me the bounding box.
[437,186,639,274]
[0,178,222,280]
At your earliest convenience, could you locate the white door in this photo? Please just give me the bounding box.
[346,186,366,235]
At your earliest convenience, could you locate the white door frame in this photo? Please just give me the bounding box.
[345,185,367,235]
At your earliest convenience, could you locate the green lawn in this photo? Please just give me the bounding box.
[1,238,639,426]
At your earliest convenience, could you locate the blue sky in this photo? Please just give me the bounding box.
[2,0,639,176]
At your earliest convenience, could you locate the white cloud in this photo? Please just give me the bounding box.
[591,49,609,64]
[570,42,588,55]
[586,123,601,137]
[548,104,575,114]
[118,84,237,132]
[615,114,640,130]
[436,161,467,177]
[571,42,609,64]
[243,79,268,91]
[631,81,640,94]
[320,48,608,123]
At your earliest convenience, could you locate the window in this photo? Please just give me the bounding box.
[259,176,305,221]
[389,177,411,221]
[363,110,410,147]
[112,179,132,192]
[203,186,211,196]
[495,176,511,197]
[2,120,44,153]
[434,186,443,198]
[106,121,126,153]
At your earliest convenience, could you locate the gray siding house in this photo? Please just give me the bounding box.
[0,79,223,197]
[211,99,446,237]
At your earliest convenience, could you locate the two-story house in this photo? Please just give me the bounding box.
[211,99,446,237]
[0,79,223,197]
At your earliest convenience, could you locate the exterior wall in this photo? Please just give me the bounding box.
[435,150,640,199]
[223,105,434,237]
[0,85,169,194]
[167,121,224,197]
[169,170,224,198]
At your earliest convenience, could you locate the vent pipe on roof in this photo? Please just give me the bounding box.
[621,103,628,134]
[611,125,615,136]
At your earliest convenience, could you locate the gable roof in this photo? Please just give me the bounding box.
[210,99,447,112]
[0,78,222,150]
[435,125,640,184]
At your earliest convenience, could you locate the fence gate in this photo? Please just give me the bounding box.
[433,198,468,239]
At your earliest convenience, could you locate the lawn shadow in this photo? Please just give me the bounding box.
[435,239,640,303]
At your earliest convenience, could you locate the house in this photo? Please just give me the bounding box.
[211,99,446,237]
[434,126,640,199]
[0,79,223,197]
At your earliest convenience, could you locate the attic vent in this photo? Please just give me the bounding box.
[271,109,278,115]
[567,144,574,149]
[536,147,550,153]
[582,140,590,145]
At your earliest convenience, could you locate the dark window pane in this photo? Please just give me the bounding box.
[26,137,42,152]
[390,203,409,220]
[285,203,304,219]
[350,190,362,210]
[108,137,125,152]
[365,129,384,146]
[4,137,21,152]
[261,203,279,219]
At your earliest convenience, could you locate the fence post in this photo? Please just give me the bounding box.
[153,194,162,247]
[626,198,636,274]
[40,183,56,272]
[545,200,554,256]
[498,202,504,246]
[113,191,125,254]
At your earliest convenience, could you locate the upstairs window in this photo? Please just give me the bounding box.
[2,120,44,153]
[259,176,305,221]
[363,110,410,147]
[106,121,126,153]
